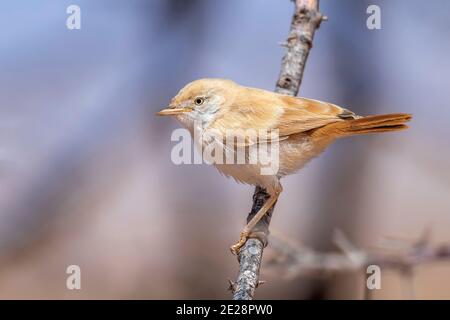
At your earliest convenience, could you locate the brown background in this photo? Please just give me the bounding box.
[0,0,449,299]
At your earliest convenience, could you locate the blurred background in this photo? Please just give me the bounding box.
[0,0,449,299]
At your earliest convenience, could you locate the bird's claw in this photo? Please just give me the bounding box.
[230,231,250,255]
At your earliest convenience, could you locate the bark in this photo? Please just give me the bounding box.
[232,0,324,300]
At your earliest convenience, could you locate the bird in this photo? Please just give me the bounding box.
[157,78,412,254]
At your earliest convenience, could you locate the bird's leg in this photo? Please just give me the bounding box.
[230,188,281,255]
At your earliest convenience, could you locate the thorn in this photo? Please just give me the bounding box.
[322,15,328,21]
[414,226,432,250]
[278,41,289,48]
[227,278,237,293]
[256,280,266,288]
[333,229,357,255]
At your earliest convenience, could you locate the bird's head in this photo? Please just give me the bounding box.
[156,78,237,129]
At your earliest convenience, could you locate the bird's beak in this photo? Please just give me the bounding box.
[156,107,192,116]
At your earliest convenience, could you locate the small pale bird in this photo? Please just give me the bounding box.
[157,78,411,254]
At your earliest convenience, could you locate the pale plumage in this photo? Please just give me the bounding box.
[157,78,412,253]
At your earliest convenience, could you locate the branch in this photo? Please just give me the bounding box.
[232,0,325,300]
[276,0,326,96]
[267,230,450,278]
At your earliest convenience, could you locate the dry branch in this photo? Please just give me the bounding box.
[267,230,450,278]
[232,0,325,300]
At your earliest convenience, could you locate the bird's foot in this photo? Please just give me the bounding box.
[230,231,249,255]
[230,230,268,255]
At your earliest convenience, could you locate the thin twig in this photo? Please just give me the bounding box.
[267,231,450,299]
[232,0,324,300]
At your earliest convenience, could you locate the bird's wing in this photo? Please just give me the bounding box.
[208,89,286,146]
[274,95,358,137]
[209,89,357,146]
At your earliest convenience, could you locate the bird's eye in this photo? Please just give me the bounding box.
[194,97,205,106]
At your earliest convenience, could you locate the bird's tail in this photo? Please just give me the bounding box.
[314,113,412,139]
